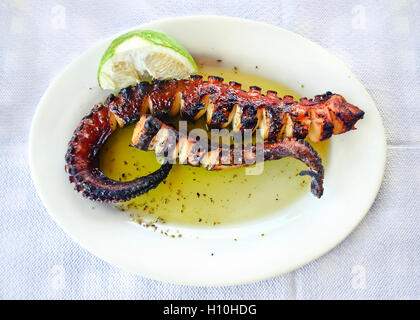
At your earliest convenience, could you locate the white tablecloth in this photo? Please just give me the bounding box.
[1,0,419,299]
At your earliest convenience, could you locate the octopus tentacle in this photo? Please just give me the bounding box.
[132,115,324,197]
[107,76,364,142]
[262,140,324,198]
[65,103,172,203]
[66,75,364,202]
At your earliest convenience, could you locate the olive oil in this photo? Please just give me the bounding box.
[99,64,329,226]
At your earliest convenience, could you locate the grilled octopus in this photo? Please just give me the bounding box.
[131,115,325,198]
[65,75,364,202]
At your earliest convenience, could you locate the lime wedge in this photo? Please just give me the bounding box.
[98,29,198,90]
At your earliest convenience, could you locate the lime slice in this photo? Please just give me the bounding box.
[98,29,198,90]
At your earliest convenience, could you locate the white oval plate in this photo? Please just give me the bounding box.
[29,16,385,286]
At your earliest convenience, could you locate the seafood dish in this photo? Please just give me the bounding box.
[65,75,364,203]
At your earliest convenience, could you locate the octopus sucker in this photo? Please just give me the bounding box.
[65,75,364,202]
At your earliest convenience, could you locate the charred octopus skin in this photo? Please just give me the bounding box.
[65,75,365,202]
[65,103,172,203]
[106,75,364,142]
[132,115,325,198]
